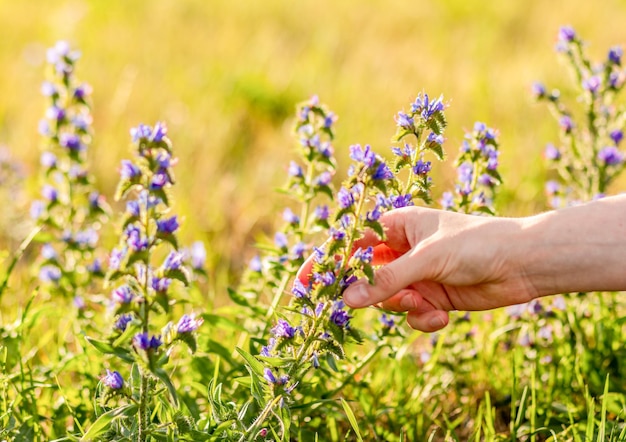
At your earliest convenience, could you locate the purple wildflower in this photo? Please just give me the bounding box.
[157,215,179,235]
[314,271,336,287]
[39,265,61,283]
[151,276,172,293]
[337,187,355,209]
[353,246,374,263]
[413,157,432,175]
[288,161,303,178]
[291,242,306,260]
[283,208,300,225]
[120,160,141,179]
[395,112,414,131]
[103,370,124,390]
[41,243,57,260]
[427,132,444,146]
[558,26,576,43]
[314,205,330,221]
[544,143,561,160]
[380,313,395,329]
[264,368,277,384]
[559,116,574,134]
[531,82,547,99]
[114,314,134,332]
[112,285,134,304]
[151,122,167,142]
[125,224,148,251]
[349,144,376,167]
[609,46,623,65]
[610,129,624,145]
[130,124,152,142]
[598,146,624,166]
[41,81,57,97]
[109,247,126,271]
[271,319,296,339]
[440,191,454,209]
[314,171,333,187]
[545,180,560,195]
[372,162,393,180]
[477,174,497,187]
[274,232,288,249]
[582,76,601,95]
[42,185,58,202]
[292,279,310,299]
[249,255,262,272]
[330,301,351,328]
[150,171,169,190]
[46,106,65,122]
[126,200,141,217]
[163,251,184,271]
[177,314,204,334]
[40,152,57,169]
[190,241,206,269]
[390,194,413,208]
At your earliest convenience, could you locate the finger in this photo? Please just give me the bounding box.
[379,289,423,312]
[406,309,449,333]
[344,250,423,308]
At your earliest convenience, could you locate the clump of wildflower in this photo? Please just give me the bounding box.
[32,41,109,307]
[440,122,502,214]
[535,26,626,200]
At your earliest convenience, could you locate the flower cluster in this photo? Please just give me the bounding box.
[89,122,203,439]
[235,94,447,439]
[30,41,108,309]
[440,122,502,214]
[535,26,626,205]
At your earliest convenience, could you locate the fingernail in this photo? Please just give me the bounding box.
[400,294,416,310]
[428,316,445,329]
[344,283,369,307]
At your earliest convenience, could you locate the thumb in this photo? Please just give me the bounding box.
[343,250,421,308]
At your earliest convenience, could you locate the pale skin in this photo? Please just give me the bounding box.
[297,194,626,332]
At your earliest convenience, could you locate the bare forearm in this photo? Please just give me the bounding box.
[518,195,626,297]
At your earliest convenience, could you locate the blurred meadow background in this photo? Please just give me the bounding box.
[2,0,626,290]
[3,0,626,440]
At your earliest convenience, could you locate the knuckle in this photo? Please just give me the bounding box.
[374,266,398,291]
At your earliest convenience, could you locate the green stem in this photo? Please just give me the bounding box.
[240,395,284,442]
[0,226,41,300]
[326,342,386,398]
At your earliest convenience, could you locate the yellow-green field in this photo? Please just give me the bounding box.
[2,2,626,440]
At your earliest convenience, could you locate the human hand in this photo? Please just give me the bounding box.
[297,206,538,332]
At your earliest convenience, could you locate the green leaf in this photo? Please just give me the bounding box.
[80,404,136,441]
[165,267,190,286]
[85,337,134,363]
[340,398,364,442]
[236,347,265,378]
[153,367,179,406]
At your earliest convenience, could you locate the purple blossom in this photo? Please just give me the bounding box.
[249,255,262,272]
[427,132,444,145]
[582,76,601,95]
[125,224,148,251]
[558,26,576,43]
[157,215,179,235]
[395,112,414,131]
[274,232,288,249]
[390,194,413,208]
[412,93,445,120]
[177,314,204,334]
[413,157,432,175]
[457,162,473,185]
[112,285,134,304]
[288,161,303,178]
[73,83,91,100]
[609,46,623,65]
[120,160,141,179]
[440,191,454,210]
[380,313,395,329]
[264,368,277,384]
[126,200,141,217]
[151,276,172,293]
[109,247,126,271]
[292,279,310,298]
[39,265,61,283]
[150,172,169,190]
[40,152,57,169]
[291,242,306,260]
[41,243,57,260]
[391,144,415,158]
[190,241,206,269]
[531,82,547,99]
[559,116,574,134]
[260,338,275,357]
[75,228,98,248]
[271,319,296,339]
[330,301,351,328]
[88,258,103,274]
[477,174,497,187]
[314,271,336,287]
[133,332,162,351]
[114,314,134,332]
[283,208,300,225]
[545,180,560,195]
[314,205,330,221]
[372,162,393,180]
[103,370,124,390]
[130,124,153,142]
[152,122,167,142]
[46,106,65,122]
[610,129,624,145]
[41,81,57,97]
[314,171,333,187]
[163,251,185,271]
[349,144,376,167]
[42,185,58,202]
[337,187,355,209]
[598,146,624,166]
[353,246,374,263]
[330,227,345,241]
[609,72,623,89]
[544,143,561,161]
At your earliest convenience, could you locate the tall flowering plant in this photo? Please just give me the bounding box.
[30,41,108,310]
[83,123,203,441]
[225,94,448,440]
